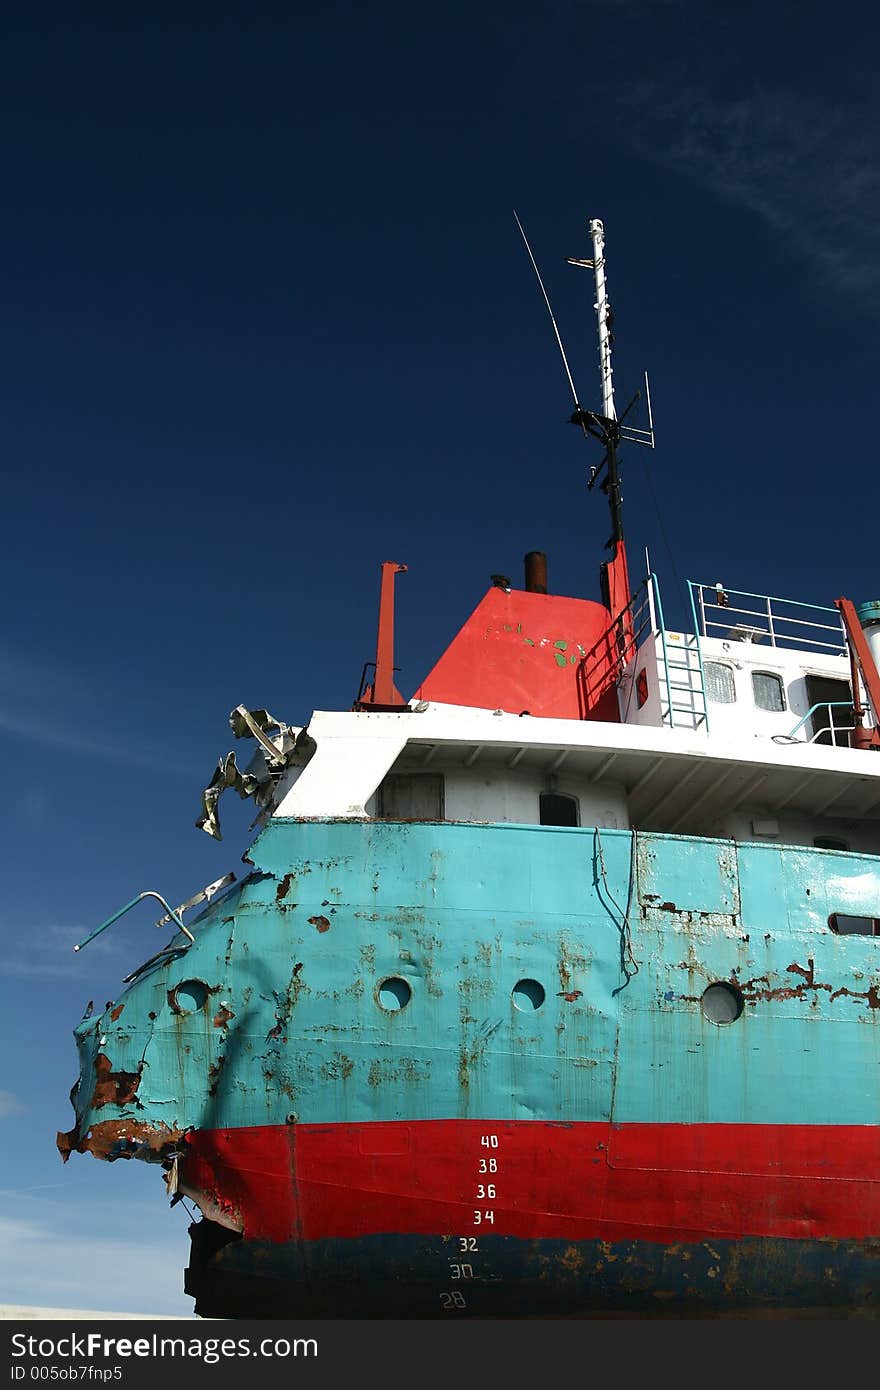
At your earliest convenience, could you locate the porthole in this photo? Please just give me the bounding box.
[170,980,209,1014]
[700,981,744,1025]
[377,976,412,1012]
[512,978,546,1012]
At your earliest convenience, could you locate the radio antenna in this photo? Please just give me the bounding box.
[513,210,583,415]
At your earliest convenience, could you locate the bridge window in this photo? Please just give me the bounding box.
[539,792,579,827]
[752,671,785,712]
[704,661,736,704]
[828,913,880,936]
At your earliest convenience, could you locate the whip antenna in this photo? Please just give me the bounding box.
[514,210,583,414]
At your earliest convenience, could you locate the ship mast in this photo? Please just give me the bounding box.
[590,218,616,424]
[568,219,632,610]
[516,212,654,615]
[567,219,625,551]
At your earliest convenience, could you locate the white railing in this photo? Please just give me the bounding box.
[689,581,847,656]
[778,701,855,747]
[579,576,708,731]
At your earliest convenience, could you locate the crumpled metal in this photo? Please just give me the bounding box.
[196,750,260,840]
[196,706,294,840]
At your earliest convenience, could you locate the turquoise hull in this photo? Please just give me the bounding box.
[59,820,880,1316]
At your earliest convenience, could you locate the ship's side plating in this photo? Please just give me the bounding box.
[60,810,880,1316]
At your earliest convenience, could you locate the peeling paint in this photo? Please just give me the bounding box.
[275,873,296,901]
[57,1116,186,1163]
[90,1054,142,1110]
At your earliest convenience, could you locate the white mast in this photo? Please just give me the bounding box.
[589,218,615,422]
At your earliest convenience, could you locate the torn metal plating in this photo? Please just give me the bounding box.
[196,705,305,840]
[56,1116,190,1164]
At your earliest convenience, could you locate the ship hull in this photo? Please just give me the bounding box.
[181,1118,880,1318]
[60,818,880,1317]
[186,1229,880,1318]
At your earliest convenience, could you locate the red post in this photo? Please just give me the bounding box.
[357,561,408,710]
[835,597,880,750]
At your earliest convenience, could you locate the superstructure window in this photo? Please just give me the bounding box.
[828,913,880,936]
[814,836,849,851]
[539,792,579,827]
[704,661,736,704]
[377,774,444,819]
[752,671,785,712]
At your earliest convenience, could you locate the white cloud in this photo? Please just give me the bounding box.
[599,52,879,307]
[0,1091,24,1119]
[0,707,194,775]
[0,646,202,775]
[0,921,136,981]
[649,88,878,299]
[0,1209,195,1317]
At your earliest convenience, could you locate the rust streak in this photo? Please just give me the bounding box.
[731,959,880,1011]
[207,1055,226,1097]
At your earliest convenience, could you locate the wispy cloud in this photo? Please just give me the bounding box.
[626,82,879,302]
[1,921,136,981]
[588,2,879,310]
[0,707,188,774]
[0,648,203,776]
[0,1185,64,1196]
[0,1090,24,1119]
[0,1207,193,1315]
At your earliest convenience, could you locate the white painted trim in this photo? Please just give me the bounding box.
[269,701,880,823]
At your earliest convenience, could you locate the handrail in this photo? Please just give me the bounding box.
[780,701,854,744]
[577,577,654,713]
[685,579,710,737]
[73,891,195,953]
[649,574,676,730]
[689,580,847,656]
[810,723,856,744]
[578,574,708,731]
[653,572,706,733]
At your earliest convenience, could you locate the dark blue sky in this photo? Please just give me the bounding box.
[2,3,877,1312]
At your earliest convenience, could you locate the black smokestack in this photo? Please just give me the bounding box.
[524,551,548,594]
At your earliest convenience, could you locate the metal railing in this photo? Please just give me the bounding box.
[578,575,708,730]
[577,577,654,716]
[689,581,847,656]
[73,891,195,953]
[657,578,708,731]
[779,701,855,747]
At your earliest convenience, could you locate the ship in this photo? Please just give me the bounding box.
[58,218,880,1319]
